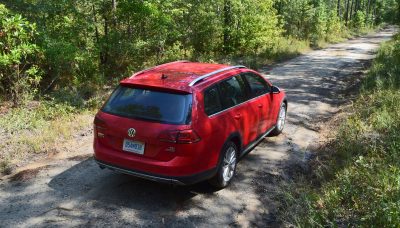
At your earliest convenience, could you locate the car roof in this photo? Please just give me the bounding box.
[120,61,248,93]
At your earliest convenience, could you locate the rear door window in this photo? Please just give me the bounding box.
[102,86,192,124]
[242,72,271,98]
[204,86,222,115]
[218,75,247,109]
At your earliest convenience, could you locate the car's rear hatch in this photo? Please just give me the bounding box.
[94,85,197,161]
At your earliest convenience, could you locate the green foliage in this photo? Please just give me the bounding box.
[376,0,400,24]
[0,4,42,106]
[326,10,346,42]
[311,1,328,45]
[364,33,400,90]
[229,0,282,55]
[281,0,315,40]
[0,100,77,133]
[352,11,367,31]
[0,0,397,107]
[279,34,400,226]
[279,0,348,46]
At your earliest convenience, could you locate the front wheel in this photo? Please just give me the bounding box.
[270,102,287,136]
[209,142,238,189]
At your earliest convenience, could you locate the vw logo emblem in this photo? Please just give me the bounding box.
[127,128,136,137]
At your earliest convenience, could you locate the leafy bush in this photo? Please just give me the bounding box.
[352,11,367,31]
[0,4,42,106]
[326,10,347,42]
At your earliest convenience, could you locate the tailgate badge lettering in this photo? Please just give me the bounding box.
[128,128,136,138]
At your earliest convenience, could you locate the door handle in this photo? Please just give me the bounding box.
[234,114,242,119]
[258,104,263,108]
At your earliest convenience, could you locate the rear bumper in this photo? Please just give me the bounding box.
[95,159,217,185]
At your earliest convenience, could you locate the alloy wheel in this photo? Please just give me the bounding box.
[277,104,286,131]
[222,146,237,182]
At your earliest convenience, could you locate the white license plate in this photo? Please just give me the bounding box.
[123,139,145,155]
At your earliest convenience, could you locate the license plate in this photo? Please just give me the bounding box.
[123,139,145,155]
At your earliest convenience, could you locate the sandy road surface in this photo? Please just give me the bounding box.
[0,27,396,227]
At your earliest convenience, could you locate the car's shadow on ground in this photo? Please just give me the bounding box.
[43,135,293,226]
[48,157,220,210]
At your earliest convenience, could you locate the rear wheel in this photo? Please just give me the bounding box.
[209,142,238,189]
[270,102,287,136]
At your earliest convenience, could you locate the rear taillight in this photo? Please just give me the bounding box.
[158,129,201,144]
[94,116,106,127]
[94,116,107,138]
[176,130,201,143]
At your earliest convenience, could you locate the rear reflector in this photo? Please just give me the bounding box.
[158,129,200,144]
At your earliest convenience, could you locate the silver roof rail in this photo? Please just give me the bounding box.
[189,65,246,86]
[130,60,190,78]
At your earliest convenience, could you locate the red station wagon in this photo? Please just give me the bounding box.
[94,61,287,188]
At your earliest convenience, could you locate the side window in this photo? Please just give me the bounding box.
[218,75,247,109]
[243,73,271,98]
[204,86,222,115]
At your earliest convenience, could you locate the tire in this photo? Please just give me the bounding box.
[270,102,287,136]
[209,141,238,189]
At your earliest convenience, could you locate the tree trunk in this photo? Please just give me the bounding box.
[366,0,372,16]
[345,0,351,25]
[337,0,341,17]
[92,4,102,67]
[102,16,108,67]
[355,0,360,13]
[112,0,117,27]
[92,5,100,44]
[372,0,376,23]
[398,0,400,23]
[223,0,232,54]
[350,0,354,20]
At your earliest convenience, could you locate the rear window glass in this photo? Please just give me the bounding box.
[102,86,192,124]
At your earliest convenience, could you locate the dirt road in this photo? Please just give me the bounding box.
[0,27,396,227]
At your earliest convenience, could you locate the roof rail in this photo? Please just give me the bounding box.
[130,60,190,78]
[188,65,246,86]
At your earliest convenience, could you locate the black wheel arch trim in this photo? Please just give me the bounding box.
[216,132,242,167]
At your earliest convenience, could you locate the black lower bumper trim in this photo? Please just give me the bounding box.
[95,159,217,185]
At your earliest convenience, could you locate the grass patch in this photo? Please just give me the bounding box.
[220,37,311,70]
[277,33,400,226]
[0,90,110,175]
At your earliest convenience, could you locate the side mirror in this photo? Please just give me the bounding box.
[271,85,280,94]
